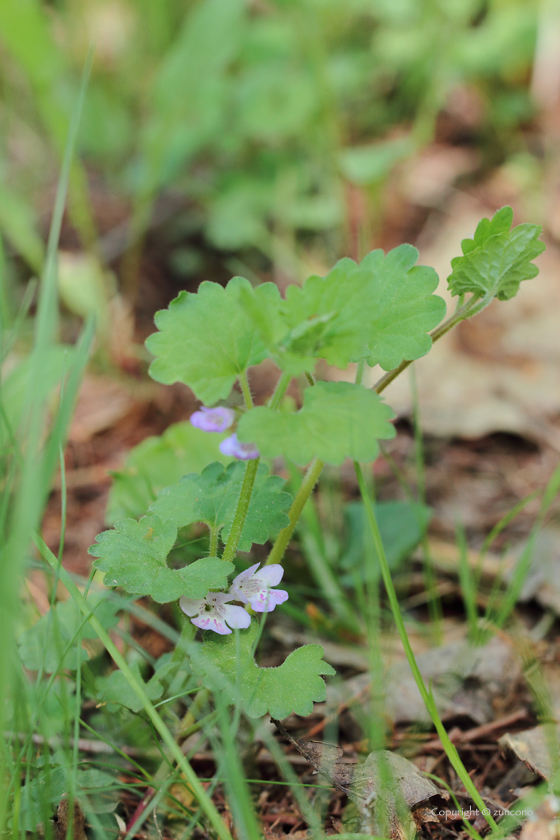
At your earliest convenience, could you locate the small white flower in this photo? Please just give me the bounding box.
[179,592,251,635]
[230,563,288,613]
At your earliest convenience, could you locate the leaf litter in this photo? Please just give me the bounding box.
[272,718,438,839]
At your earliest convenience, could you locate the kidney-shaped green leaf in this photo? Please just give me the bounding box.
[239,245,445,373]
[192,620,335,718]
[360,244,446,370]
[146,277,269,404]
[89,514,233,603]
[237,381,395,465]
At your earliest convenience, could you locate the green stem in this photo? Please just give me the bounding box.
[268,371,291,410]
[222,370,292,567]
[410,365,443,640]
[35,535,233,840]
[219,369,263,564]
[222,458,260,564]
[239,371,254,409]
[266,457,324,566]
[209,526,219,558]
[180,709,219,740]
[355,359,365,385]
[353,462,499,832]
[177,689,211,738]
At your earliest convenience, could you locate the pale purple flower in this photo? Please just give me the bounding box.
[230,563,288,612]
[179,592,251,635]
[190,406,235,433]
[219,433,259,460]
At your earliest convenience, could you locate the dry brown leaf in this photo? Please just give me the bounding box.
[273,721,437,839]
[512,528,560,617]
[500,726,560,779]
[69,376,138,443]
[402,145,480,208]
[54,798,87,840]
[340,636,520,727]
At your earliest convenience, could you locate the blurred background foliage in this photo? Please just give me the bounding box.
[0,0,544,324]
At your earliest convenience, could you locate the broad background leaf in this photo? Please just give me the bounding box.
[18,593,119,673]
[340,500,432,585]
[96,662,164,713]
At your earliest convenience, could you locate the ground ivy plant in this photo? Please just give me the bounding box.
[87,206,544,729]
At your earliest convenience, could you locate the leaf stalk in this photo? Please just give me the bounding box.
[266,457,324,566]
[373,296,480,395]
[221,458,260,564]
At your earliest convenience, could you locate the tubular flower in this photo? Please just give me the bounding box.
[230,563,288,612]
[179,592,251,635]
[190,406,235,433]
[219,433,259,460]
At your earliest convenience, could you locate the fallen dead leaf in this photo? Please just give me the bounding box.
[272,720,437,839]
[500,726,560,780]
[69,376,139,443]
[513,527,560,617]
[402,145,480,208]
[338,636,521,728]
[54,798,87,840]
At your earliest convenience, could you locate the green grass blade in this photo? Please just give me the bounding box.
[489,464,560,631]
[0,57,93,783]
[456,521,479,641]
[354,461,499,832]
[34,535,234,840]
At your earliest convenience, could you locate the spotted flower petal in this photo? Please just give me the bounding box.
[230,562,288,613]
[180,591,250,635]
[190,406,235,433]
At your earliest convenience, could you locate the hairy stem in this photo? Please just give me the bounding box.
[353,462,499,832]
[209,526,219,558]
[266,457,324,566]
[222,458,260,564]
[268,371,291,410]
[239,370,254,409]
[220,369,262,564]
